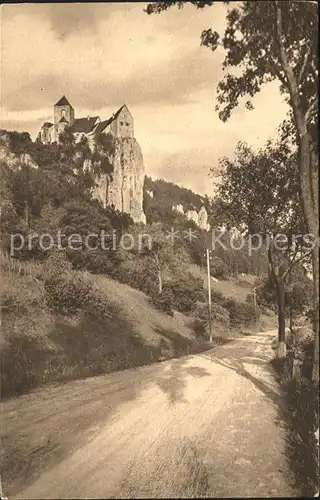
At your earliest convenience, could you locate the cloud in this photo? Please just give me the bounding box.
[1,3,289,197]
[1,2,225,113]
[22,47,218,110]
[3,3,127,40]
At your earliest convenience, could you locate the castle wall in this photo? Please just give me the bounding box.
[112,107,134,138]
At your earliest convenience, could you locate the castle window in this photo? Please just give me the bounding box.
[61,109,66,118]
[120,121,124,126]
[126,122,130,126]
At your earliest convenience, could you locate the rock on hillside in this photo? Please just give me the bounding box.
[93,137,146,224]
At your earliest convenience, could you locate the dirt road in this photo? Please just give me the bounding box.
[2,330,296,498]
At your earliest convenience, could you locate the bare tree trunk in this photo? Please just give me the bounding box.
[289,308,293,334]
[276,279,286,359]
[276,2,319,383]
[312,246,319,383]
[268,245,286,359]
[158,270,163,295]
[25,202,29,226]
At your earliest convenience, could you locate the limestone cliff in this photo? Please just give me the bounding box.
[172,203,209,230]
[93,137,146,224]
[0,133,37,170]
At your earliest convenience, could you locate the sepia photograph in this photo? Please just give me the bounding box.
[0,1,319,498]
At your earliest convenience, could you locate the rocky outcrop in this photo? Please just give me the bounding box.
[173,204,184,215]
[186,209,199,225]
[0,133,37,170]
[93,137,146,224]
[198,205,209,230]
[176,204,209,230]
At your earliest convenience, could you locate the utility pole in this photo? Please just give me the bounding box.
[206,247,212,342]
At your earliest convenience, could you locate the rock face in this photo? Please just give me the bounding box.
[0,133,37,170]
[173,204,184,215]
[198,205,209,230]
[186,209,199,225]
[93,137,146,224]
[183,205,209,230]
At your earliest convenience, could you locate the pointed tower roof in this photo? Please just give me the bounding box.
[55,95,71,107]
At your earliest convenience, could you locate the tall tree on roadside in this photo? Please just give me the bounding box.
[146,0,319,381]
[215,140,312,359]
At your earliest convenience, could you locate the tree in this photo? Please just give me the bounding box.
[286,267,313,334]
[215,140,311,358]
[140,222,190,294]
[146,0,318,382]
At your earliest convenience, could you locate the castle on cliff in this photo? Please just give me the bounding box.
[39,95,134,144]
[38,96,146,224]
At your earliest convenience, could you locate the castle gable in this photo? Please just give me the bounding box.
[55,95,72,107]
[109,104,133,138]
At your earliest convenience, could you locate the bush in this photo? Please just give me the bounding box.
[281,378,319,496]
[225,298,259,328]
[212,302,230,325]
[191,317,208,340]
[168,273,204,313]
[1,332,51,398]
[210,256,229,280]
[44,274,93,315]
[211,289,227,306]
[43,252,93,315]
[149,285,174,316]
[42,249,72,278]
[115,256,156,295]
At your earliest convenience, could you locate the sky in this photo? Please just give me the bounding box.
[1,2,290,196]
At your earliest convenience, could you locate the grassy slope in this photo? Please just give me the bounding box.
[189,264,257,301]
[1,256,273,401]
[0,258,209,400]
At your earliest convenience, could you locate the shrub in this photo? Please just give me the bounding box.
[67,248,117,277]
[43,252,93,315]
[1,332,52,398]
[282,378,319,496]
[225,298,259,328]
[212,302,230,325]
[149,285,174,316]
[44,274,93,315]
[210,256,229,280]
[42,249,72,278]
[116,256,156,296]
[168,273,205,313]
[191,317,208,340]
[211,289,227,307]
[0,290,27,317]
[195,300,230,329]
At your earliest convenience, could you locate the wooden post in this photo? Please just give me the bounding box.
[206,248,212,343]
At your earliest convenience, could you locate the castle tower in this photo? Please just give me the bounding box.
[54,95,75,141]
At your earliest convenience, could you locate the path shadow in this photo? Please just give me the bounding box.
[198,335,283,407]
[152,326,212,405]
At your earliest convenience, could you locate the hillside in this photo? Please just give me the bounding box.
[1,128,273,402]
[1,251,275,401]
[144,176,209,212]
[0,255,204,399]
